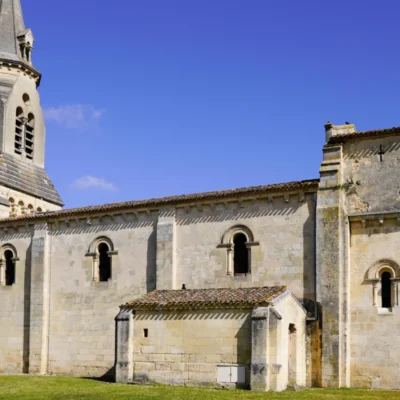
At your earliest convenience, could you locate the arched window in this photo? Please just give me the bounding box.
[219,225,259,276]
[86,237,117,283]
[5,250,15,286]
[9,198,16,217]
[15,107,24,155]
[366,260,400,311]
[98,243,111,282]
[18,200,25,215]
[0,245,18,287]
[381,272,392,308]
[25,113,35,160]
[14,107,34,160]
[233,233,249,275]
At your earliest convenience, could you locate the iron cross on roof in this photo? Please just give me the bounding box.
[378,144,385,162]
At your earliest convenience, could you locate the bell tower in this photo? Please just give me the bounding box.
[0,0,63,217]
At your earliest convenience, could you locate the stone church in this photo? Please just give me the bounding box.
[0,0,399,392]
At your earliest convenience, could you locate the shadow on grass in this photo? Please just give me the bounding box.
[79,366,115,383]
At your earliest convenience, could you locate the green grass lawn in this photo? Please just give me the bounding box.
[0,376,399,400]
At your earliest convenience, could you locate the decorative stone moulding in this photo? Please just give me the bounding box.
[366,259,400,311]
[0,60,41,85]
[349,212,400,228]
[219,225,260,276]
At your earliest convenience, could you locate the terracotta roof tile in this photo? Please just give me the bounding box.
[328,126,400,144]
[0,153,63,206]
[123,286,288,311]
[0,179,319,224]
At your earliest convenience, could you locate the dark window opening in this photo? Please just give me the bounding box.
[15,107,23,155]
[233,233,249,275]
[98,243,111,282]
[144,329,149,338]
[25,113,35,160]
[5,250,15,286]
[382,272,392,308]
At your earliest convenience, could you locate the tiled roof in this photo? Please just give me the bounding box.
[0,153,63,206]
[0,0,26,63]
[123,286,288,310]
[0,179,319,223]
[328,127,400,144]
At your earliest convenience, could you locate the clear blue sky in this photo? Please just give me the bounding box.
[24,0,400,208]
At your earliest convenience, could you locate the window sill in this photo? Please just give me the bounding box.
[0,285,14,290]
[91,280,112,289]
[377,307,395,315]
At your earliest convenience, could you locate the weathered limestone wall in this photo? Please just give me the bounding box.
[175,195,316,310]
[156,209,176,290]
[1,71,46,167]
[316,143,348,388]
[121,293,306,391]
[317,131,400,389]
[349,219,400,389]
[342,137,400,214]
[0,68,61,214]
[29,224,51,374]
[0,188,317,378]
[132,309,252,387]
[0,186,60,216]
[340,135,400,389]
[46,215,157,377]
[306,319,322,387]
[0,229,32,373]
[273,294,307,391]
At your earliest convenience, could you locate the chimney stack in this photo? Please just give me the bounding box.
[324,121,356,143]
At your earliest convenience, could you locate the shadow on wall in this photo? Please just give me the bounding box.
[302,196,317,319]
[146,229,156,293]
[23,243,32,374]
[134,310,251,321]
[0,232,31,241]
[52,220,156,236]
[176,203,303,226]
[344,140,400,160]
[235,315,252,389]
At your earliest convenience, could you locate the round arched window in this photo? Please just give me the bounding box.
[233,233,249,275]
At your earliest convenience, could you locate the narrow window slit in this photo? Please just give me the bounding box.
[98,243,111,282]
[381,271,392,308]
[233,233,249,275]
[5,250,15,286]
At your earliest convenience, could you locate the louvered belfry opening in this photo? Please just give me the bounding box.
[14,107,35,160]
[15,107,24,155]
[25,113,35,160]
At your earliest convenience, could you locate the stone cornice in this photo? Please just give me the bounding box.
[0,179,319,227]
[348,211,400,227]
[0,58,41,86]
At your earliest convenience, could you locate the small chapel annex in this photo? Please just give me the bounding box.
[0,0,400,392]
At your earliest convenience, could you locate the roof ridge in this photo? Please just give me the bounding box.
[160,285,285,291]
[328,126,400,144]
[122,286,288,311]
